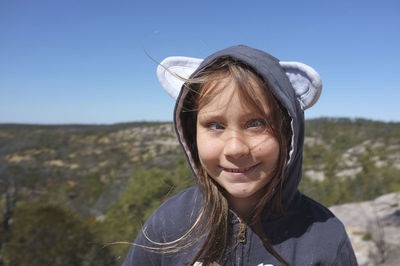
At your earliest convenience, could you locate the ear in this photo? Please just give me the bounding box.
[156,56,322,110]
[156,56,203,99]
[279,61,322,110]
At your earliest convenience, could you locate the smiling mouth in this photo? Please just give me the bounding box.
[222,164,259,173]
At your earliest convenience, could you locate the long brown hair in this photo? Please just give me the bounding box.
[178,56,292,265]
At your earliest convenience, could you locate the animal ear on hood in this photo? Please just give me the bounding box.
[156,56,203,100]
[157,56,322,110]
[279,61,322,110]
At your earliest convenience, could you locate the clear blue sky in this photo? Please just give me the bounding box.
[1,0,399,124]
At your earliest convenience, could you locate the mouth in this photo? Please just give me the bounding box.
[222,163,260,174]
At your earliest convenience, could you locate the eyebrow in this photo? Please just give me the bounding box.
[197,112,224,121]
[197,110,264,121]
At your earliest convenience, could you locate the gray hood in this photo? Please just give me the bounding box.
[158,45,322,208]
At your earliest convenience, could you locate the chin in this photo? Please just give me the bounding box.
[225,186,259,199]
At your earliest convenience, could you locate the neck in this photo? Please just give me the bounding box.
[226,189,265,222]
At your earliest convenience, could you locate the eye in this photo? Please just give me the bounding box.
[246,119,266,129]
[207,122,225,131]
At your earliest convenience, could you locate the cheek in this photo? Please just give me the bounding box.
[197,140,217,161]
[253,138,280,163]
[196,134,220,169]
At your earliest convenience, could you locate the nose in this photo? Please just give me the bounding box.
[223,131,250,159]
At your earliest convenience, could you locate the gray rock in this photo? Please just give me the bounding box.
[330,193,400,265]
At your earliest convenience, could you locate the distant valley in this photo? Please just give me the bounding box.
[0,118,399,265]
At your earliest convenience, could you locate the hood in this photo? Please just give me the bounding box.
[157,45,322,207]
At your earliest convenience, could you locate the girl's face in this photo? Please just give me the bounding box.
[196,77,280,207]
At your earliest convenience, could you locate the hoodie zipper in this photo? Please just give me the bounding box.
[235,219,247,265]
[237,221,247,243]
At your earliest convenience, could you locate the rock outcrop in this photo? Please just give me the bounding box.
[330,193,400,265]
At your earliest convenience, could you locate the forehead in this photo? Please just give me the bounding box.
[197,77,269,117]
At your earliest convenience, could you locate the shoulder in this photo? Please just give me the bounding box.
[264,192,347,243]
[159,185,202,211]
[294,193,357,264]
[123,186,203,266]
[274,193,343,234]
[151,186,202,221]
[141,186,203,242]
[299,193,338,221]
[295,193,348,238]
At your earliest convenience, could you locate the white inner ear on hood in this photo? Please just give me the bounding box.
[156,57,322,111]
[279,61,322,110]
[156,56,203,99]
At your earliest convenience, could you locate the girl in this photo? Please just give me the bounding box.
[123,45,357,265]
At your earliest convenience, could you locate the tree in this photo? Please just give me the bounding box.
[2,203,115,266]
[0,165,23,266]
[101,161,194,260]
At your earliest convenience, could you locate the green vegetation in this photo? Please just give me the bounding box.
[101,158,193,258]
[300,118,400,206]
[0,118,399,264]
[2,203,114,266]
[299,163,400,206]
[362,232,372,241]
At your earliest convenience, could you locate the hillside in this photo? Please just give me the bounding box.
[0,118,399,265]
[301,118,400,206]
[0,122,181,216]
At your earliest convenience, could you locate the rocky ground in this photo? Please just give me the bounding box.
[330,192,400,265]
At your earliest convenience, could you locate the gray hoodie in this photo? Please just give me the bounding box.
[123,45,358,266]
